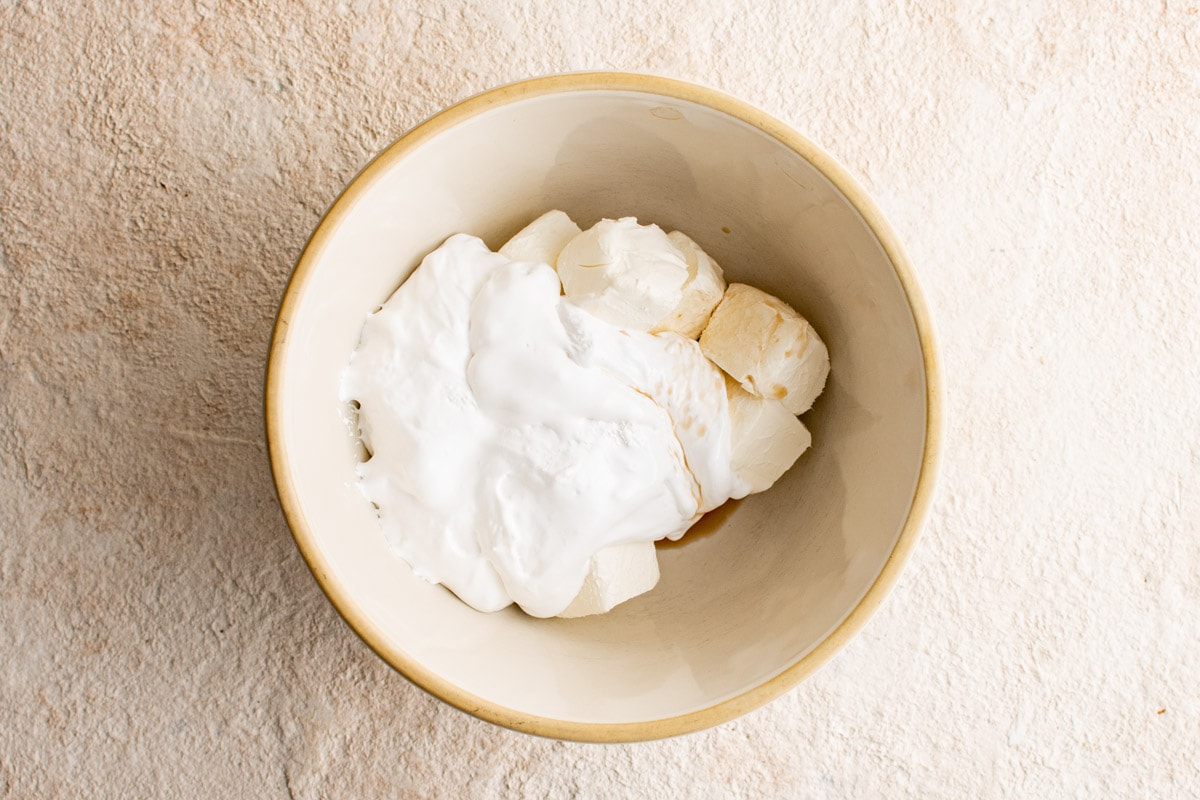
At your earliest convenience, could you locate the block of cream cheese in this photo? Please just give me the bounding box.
[557,217,689,331]
[699,283,829,414]
[652,231,727,339]
[498,209,582,269]
[557,541,661,618]
[725,377,812,494]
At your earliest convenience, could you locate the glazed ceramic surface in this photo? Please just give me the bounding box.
[266,73,940,741]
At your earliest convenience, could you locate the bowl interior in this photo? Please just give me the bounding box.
[270,82,929,730]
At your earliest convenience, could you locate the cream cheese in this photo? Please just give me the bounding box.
[700,282,830,414]
[556,217,689,331]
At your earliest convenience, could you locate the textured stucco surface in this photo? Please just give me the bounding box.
[2,1,1199,797]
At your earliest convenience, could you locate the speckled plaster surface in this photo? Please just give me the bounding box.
[2,1,1198,797]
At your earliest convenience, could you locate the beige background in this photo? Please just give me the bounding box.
[3,2,1198,797]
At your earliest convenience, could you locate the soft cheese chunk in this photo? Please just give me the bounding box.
[557,217,689,331]
[498,209,581,269]
[699,283,829,414]
[725,377,812,495]
[557,541,661,618]
[652,231,726,339]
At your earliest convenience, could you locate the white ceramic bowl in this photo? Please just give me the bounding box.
[266,73,941,741]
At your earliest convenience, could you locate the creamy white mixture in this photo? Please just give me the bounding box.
[343,234,752,618]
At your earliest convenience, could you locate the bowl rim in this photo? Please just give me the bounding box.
[265,71,943,743]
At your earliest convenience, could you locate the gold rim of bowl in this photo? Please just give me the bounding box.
[264,71,944,743]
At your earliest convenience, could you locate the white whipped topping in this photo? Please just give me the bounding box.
[343,234,746,618]
[556,217,689,331]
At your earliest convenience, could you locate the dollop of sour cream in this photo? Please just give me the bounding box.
[343,234,750,617]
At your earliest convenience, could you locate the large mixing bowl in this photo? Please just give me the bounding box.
[265,72,941,741]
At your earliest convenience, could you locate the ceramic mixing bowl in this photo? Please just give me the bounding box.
[266,72,941,741]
